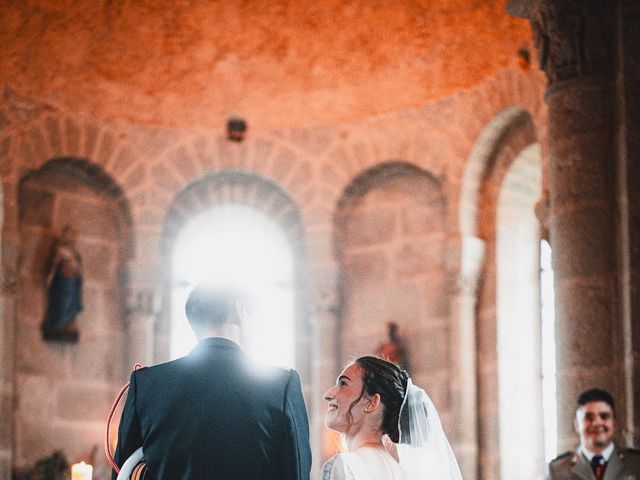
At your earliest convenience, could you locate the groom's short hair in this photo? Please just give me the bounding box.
[185,284,239,328]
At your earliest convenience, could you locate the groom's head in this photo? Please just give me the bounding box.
[185,284,246,340]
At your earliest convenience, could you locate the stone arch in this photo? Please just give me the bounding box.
[163,169,304,255]
[459,107,541,479]
[14,156,133,472]
[333,159,448,398]
[19,157,134,254]
[459,106,535,237]
[159,168,309,373]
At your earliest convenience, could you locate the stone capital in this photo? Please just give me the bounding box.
[535,190,551,239]
[528,0,612,87]
[125,287,158,316]
[312,286,339,318]
[447,235,486,296]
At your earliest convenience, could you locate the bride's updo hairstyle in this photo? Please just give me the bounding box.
[354,355,409,443]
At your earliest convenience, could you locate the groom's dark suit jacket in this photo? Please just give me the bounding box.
[113,337,312,480]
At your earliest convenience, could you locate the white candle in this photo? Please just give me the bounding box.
[71,461,93,480]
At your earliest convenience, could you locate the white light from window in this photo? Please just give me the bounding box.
[540,239,558,463]
[171,204,295,368]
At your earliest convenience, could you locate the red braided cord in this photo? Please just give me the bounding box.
[105,364,143,474]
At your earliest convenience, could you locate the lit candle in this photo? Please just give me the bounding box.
[71,461,93,480]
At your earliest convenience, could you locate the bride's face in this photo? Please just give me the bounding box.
[323,363,369,433]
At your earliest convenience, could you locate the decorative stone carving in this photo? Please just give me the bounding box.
[529,0,611,85]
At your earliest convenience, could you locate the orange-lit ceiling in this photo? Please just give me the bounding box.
[1,0,531,131]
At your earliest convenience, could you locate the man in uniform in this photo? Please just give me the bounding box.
[547,388,640,479]
[113,284,312,479]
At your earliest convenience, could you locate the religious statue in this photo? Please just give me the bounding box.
[42,225,83,342]
[376,321,410,373]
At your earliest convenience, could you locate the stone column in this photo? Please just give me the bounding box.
[529,0,621,451]
[0,260,18,479]
[125,288,158,371]
[447,235,485,480]
[312,282,340,464]
[615,0,640,447]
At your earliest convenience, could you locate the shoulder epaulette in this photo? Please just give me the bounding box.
[622,447,640,456]
[551,451,573,463]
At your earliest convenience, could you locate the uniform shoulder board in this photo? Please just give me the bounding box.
[551,451,573,463]
[623,447,640,455]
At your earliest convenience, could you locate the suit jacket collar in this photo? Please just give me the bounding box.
[572,445,623,480]
[190,337,242,355]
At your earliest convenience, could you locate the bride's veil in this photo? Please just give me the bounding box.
[396,379,463,480]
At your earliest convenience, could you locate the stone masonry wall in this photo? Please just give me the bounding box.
[333,163,450,447]
[0,61,546,478]
[14,164,129,476]
[335,164,449,394]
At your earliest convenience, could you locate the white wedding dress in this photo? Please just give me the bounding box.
[320,379,463,480]
[320,447,406,480]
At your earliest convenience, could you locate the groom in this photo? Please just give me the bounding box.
[113,284,312,479]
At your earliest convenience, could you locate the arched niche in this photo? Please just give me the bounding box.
[14,156,133,474]
[333,161,449,405]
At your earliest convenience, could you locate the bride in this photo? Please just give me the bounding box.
[320,356,463,480]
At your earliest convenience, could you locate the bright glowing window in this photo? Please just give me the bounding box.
[540,239,558,463]
[170,204,295,367]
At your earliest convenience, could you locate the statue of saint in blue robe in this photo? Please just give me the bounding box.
[43,228,83,342]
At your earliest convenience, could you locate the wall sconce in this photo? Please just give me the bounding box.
[517,44,531,71]
[227,116,247,142]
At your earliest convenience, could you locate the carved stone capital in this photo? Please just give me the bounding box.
[529,0,612,86]
[447,235,486,296]
[125,287,157,316]
[312,286,339,318]
[535,190,551,239]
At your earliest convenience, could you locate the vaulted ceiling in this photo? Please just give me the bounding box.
[1,0,531,131]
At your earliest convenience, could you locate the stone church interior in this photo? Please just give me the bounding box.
[1,0,638,479]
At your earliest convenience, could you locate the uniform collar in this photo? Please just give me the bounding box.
[580,442,615,462]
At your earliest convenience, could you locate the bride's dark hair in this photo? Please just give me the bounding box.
[352,355,409,443]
